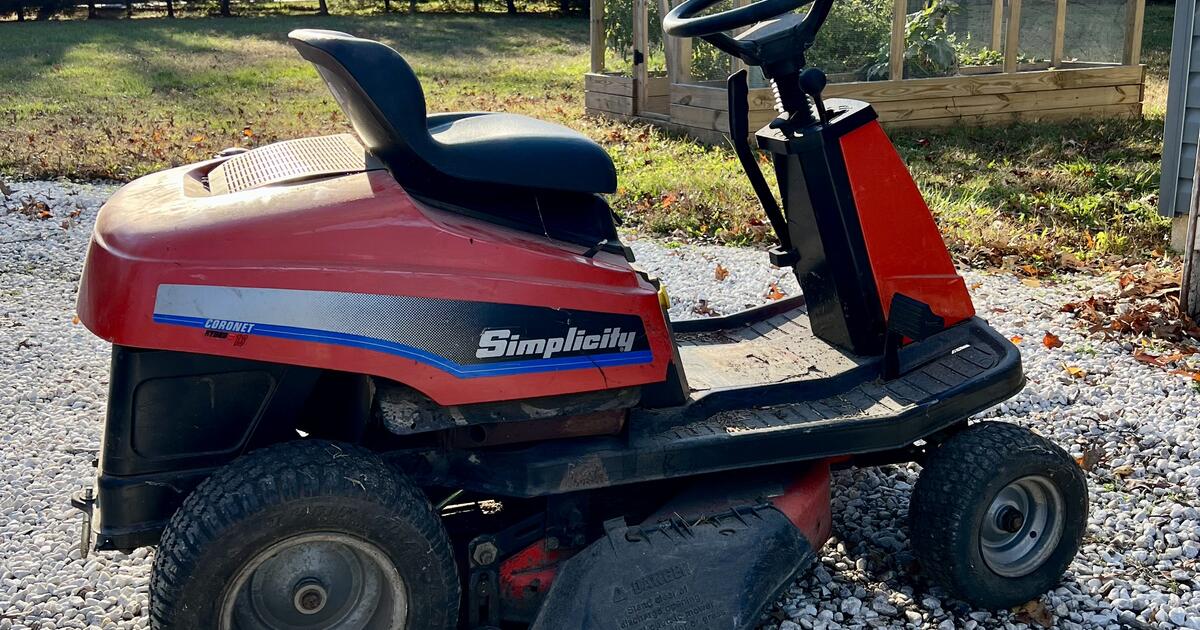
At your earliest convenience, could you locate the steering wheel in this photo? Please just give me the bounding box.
[662,0,833,75]
[662,0,818,38]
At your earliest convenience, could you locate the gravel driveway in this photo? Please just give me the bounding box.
[2,181,1198,630]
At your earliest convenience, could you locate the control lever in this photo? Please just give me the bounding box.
[726,70,798,267]
[799,68,828,125]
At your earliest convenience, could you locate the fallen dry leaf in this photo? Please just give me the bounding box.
[969,282,983,290]
[692,299,717,316]
[1021,278,1042,288]
[766,283,785,301]
[1010,335,1023,344]
[1013,599,1054,628]
[1075,447,1103,471]
[1064,365,1086,378]
[1112,464,1134,477]
[1043,332,1063,349]
[714,263,729,282]
[1169,368,1200,382]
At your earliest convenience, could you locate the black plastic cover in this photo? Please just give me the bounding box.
[91,346,320,550]
[531,506,815,630]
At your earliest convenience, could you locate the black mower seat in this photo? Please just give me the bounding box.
[288,29,617,195]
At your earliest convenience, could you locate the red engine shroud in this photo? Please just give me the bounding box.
[76,166,673,406]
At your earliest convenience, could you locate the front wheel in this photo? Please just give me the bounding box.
[908,422,1088,609]
[150,440,460,629]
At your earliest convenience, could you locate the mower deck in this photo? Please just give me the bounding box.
[399,303,1023,498]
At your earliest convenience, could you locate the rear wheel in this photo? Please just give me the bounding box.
[150,440,459,629]
[908,422,1087,609]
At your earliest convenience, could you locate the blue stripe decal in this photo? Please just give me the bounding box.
[153,314,653,378]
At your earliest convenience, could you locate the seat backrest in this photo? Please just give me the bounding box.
[288,29,434,168]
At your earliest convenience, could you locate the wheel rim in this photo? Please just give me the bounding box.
[220,533,408,630]
[979,475,1065,578]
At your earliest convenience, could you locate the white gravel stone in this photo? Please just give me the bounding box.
[2,181,1199,629]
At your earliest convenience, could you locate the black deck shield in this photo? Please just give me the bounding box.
[530,505,815,630]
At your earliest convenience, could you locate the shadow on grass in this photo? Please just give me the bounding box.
[0,12,584,94]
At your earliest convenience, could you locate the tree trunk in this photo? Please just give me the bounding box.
[472,0,479,11]
[558,0,567,13]
[125,0,132,17]
[219,0,230,16]
[87,0,96,17]
[16,5,24,20]
[317,0,327,14]
[408,0,415,12]
[505,0,514,13]
[165,0,173,17]
[383,0,390,12]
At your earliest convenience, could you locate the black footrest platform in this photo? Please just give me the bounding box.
[399,317,1023,498]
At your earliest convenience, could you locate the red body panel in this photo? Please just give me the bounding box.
[839,122,975,325]
[77,165,672,405]
[498,540,572,621]
[769,461,832,548]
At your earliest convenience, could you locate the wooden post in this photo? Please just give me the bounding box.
[1123,0,1145,65]
[632,0,648,113]
[990,0,1003,51]
[889,0,905,80]
[678,33,692,83]
[590,0,605,73]
[732,0,750,74]
[1051,0,1066,67]
[658,0,690,83]
[1003,0,1022,73]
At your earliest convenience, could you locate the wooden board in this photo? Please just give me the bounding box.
[647,76,670,96]
[585,91,635,116]
[672,82,777,111]
[670,103,776,133]
[883,102,1141,129]
[591,66,1144,138]
[585,73,634,97]
[821,66,1144,103]
[872,84,1141,122]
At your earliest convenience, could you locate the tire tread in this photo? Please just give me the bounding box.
[150,440,459,628]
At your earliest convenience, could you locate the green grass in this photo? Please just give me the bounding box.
[0,4,1176,264]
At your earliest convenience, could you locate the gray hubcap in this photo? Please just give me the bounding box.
[221,533,407,629]
[980,475,1065,577]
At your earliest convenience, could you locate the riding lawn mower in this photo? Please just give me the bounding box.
[69,0,1089,627]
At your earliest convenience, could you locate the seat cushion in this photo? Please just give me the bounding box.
[426,113,617,194]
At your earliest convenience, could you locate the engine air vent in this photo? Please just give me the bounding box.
[207,134,384,195]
